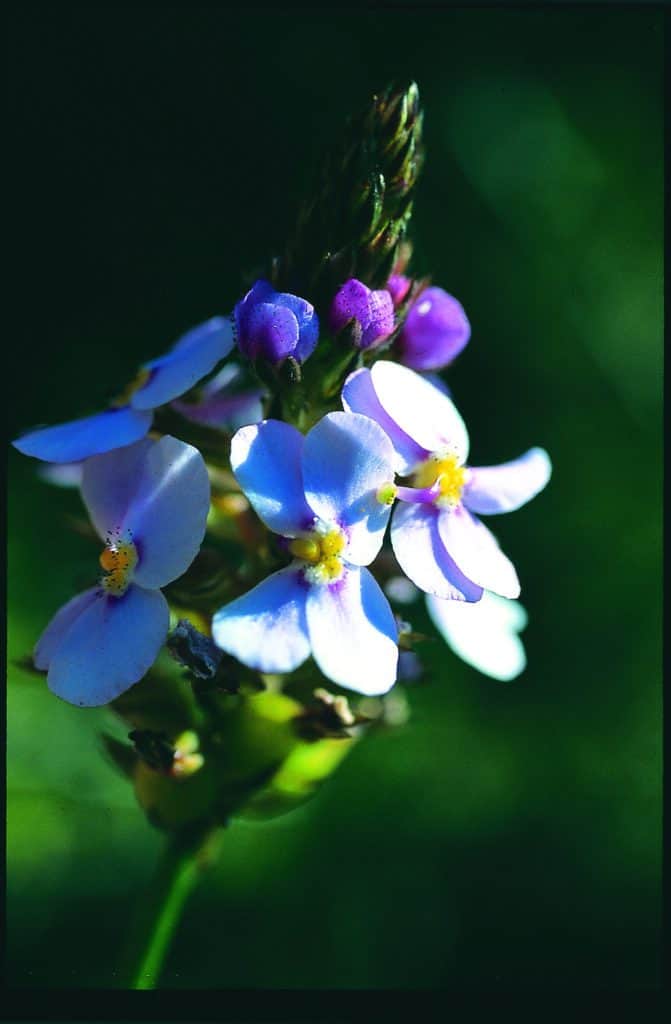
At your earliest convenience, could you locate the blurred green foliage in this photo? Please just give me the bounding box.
[7,9,662,988]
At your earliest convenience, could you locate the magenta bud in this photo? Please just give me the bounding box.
[386,273,412,307]
[396,287,471,370]
[330,278,395,350]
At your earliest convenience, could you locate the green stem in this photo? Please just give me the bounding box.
[129,826,221,990]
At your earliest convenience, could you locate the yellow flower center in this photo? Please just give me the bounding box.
[99,538,138,595]
[413,451,467,509]
[288,525,346,584]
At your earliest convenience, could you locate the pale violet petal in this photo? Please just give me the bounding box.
[384,575,421,605]
[437,506,520,599]
[122,437,210,589]
[47,585,170,706]
[171,390,264,432]
[390,502,483,601]
[81,438,155,539]
[302,411,396,566]
[370,360,469,461]
[37,462,84,488]
[212,567,310,674]
[131,317,235,410]
[427,590,528,681]
[33,587,100,670]
[463,447,552,515]
[230,420,314,537]
[306,566,398,696]
[12,407,152,463]
[341,367,427,474]
[201,362,243,396]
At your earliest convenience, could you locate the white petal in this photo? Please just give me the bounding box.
[371,360,469,462]
[306,566,398,695]
[427,591,528,681]
[390,502,483,601]
[437,506,520,599]
[302,412,396,565]
[463,447,552,515]
[342,367,426,474]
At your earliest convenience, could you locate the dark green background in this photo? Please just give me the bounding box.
[7,9,662,989]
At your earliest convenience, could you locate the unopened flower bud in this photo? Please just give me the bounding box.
[171,730,205,778]
[396,617,429,650]
[129,729,176,774]
[313,688,356,728]
[234,279,319,366]
[330,278,395,350]
[386,273,412,307]
[294,687,366,741]
[377,482,398,506]
[396,286,470,370]
[358,689,410,728]
[166,619,224,681]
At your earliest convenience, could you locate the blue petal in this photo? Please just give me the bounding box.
[342,367,427,474]
[47,585,170,706]
[230,420,314,537]
[34,587,100,670]
[426,591,528,681]
[234,280,276,335]
[122,436,211,589]
[277,292,319,362]
[390,502,483,601]
[12,406,153,463]
[463,448,552,515]
[212,567,310,674]
[245,303,299,363]
[81,438,155,539]
[131,316,234,410]
[305,565,398,695]
[302,412,396,566]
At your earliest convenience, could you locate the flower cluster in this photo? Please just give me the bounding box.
[11,83,551,829]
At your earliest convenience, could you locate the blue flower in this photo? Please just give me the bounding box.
[33,436,210,706]
[234,280,319,365]
[212,412,399,695]
[342,361,551,601]
[12,317,234,463]
[427,591,528,681]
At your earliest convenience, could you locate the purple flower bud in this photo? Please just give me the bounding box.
[234,280,319,366]
[330,278,395,350]
[386,273,412,307]
[396,287,471,371]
